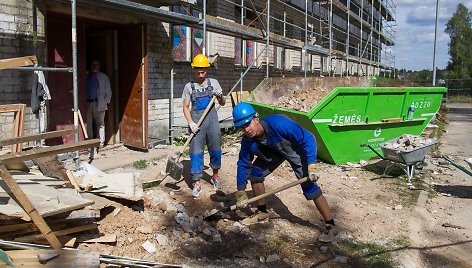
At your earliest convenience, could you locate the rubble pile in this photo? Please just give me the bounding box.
[271,87,328,112]
[382,134,435,152]
[252,76,371,112]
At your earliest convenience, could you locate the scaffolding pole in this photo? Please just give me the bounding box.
[266,0,270,78]
[71,0,80,168]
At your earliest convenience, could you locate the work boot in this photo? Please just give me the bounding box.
[241,210,269,225]
[318,224,338,243]
[211,175,223,191]
[192,182,203,198]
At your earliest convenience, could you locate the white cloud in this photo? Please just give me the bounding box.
[394,0,471,70]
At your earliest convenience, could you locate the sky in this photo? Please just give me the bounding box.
[395,0,472,71]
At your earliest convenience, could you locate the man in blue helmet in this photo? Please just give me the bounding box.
[232,102,337,242]
[182,54,226,197]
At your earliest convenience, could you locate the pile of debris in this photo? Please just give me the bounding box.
[251,77,371,112]
[381,134,436,152]
[0,128,183,267]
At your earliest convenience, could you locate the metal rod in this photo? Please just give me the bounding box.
[240,0,244,97]
[203,0,206,55]
[169,68,175,144]
[432,0,439,86]
[304,0,307,77]
[71,0,80,168]
[266,0,270,78]
[7,67,73,72]
[346,0,350,76]
[224,44,269,101]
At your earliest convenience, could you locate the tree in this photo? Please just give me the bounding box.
[445,4,472,79]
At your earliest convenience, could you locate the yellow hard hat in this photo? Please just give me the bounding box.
[191,54,210,68]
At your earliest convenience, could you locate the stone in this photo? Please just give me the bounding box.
[141,241,156,253]
[319,246,328,254]
[203,228,212,236]
[156,234,169,246]
[266,254,280,263]
[393,205,403,210]
[113,208,122,217]
[172,228,181,238]
[233,222,244,228]
[335,255,349,263]
[181,232,191,240]
[211,231,222,243]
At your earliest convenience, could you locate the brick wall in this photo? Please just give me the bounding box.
[0,0,46,144]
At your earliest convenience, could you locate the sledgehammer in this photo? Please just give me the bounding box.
[204,176,311,221]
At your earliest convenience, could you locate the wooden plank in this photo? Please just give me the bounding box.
[0,56,37,70]
[16,104,25,152]
[77,110,88,139]
[0,104,26,113]
[14,223,97,243]
[80,234,117,243]
[0,165,62,249]
[6,249,99,267]
[66,170,81,192]
[0,104,25,153]
[0,139,100,164]
[230,91,251,107]
[0,178,95,218]
[0,129,75,146]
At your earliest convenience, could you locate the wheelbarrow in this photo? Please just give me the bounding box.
[361,134,437,186]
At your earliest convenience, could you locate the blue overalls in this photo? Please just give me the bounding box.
[236,114,322,200]
[189,79,222,181]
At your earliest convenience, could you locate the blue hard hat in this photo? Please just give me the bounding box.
[233,102,257,127]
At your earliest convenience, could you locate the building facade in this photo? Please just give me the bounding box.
[0,0,396,148]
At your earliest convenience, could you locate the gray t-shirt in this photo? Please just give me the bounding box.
[181,78,222,101]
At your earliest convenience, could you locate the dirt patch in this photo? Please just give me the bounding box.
[68,103,471,267]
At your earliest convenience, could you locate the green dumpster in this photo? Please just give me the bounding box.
[246,77,447,165]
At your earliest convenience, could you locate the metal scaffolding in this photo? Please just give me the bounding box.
[2,0,396,148]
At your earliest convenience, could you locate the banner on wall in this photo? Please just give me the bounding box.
[192,28,203,58]
[172,25,187,61]
[246,41,254,67]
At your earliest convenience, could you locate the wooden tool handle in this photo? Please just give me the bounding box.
[178,96,217,159]
[228,177,310,211]
[78,109,87,139]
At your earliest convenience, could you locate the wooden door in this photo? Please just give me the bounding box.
[46,14,87,144]
[118,23,148,149]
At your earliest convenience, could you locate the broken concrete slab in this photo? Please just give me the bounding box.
[79,173,143,201]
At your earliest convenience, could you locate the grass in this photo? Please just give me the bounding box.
[265,233,302,257]
[447,94,472,103]
[173,136,187,146]
[132,159,148,170]
[333,239,395,268]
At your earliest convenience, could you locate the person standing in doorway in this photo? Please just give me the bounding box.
[86,60,112,149]
[182,54,226,197]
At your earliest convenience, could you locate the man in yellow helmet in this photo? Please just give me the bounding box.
[182,54,226,197]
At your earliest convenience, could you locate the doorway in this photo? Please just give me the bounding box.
[46,14,148,149]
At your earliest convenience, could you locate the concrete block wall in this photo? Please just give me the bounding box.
[0,0,46,143]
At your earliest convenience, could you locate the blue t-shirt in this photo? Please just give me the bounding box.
[86,74,99,99]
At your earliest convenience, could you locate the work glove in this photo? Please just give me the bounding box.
[308,163,319,182]
[189,122,199,134]
[235,190,248,208]
[212,88,223,98]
